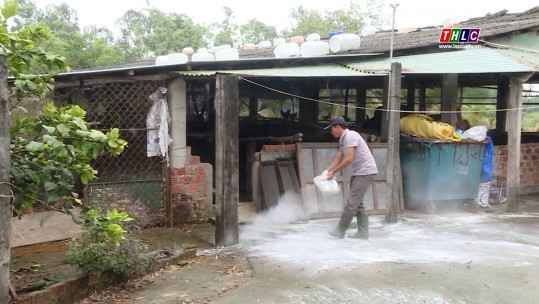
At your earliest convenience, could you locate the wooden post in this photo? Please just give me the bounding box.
[355,83,367,130]
[506,77,522,213]
[299,80,319,125]
[381,76,390,141]
[441,74,458,125]
[495,76,509,135]
[406,78,415,111]
[215,75,239,246]
[385,62,402,223]
[0,55,11,302]
[418,81,426,112]
[248,84,257,122]
[245,141,256,198]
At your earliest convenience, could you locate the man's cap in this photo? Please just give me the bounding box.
[324,116,347,129]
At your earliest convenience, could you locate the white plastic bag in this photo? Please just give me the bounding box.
[313,170,340,195]
[463,126,487,141]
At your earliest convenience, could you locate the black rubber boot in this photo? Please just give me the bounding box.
[328,213,353,238]
[349,213,369,239]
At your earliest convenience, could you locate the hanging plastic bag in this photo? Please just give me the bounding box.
[313,170,340,195]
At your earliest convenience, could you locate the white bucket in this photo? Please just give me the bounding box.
[306,33,321,42]
[329,33,361,53]
[301,41,329,57]
[273,42,301,58]
[191,52,215,62]
[167,53,189,64]
[155,55,169,65]
[215,48,239,60]
[273,37,286,47]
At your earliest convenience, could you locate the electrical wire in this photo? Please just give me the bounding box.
[238,76,539,114]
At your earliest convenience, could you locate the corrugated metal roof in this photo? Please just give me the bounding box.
[178,48,538,78]
[344,48,537,74]
[178,65,386,77]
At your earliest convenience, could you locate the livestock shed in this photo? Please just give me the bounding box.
[52,6,539,245]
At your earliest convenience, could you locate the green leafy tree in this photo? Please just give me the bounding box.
[10,102,127,216]
[0,2,126,299]
[116,8,211,61]
[13,0,125,69]
[1,1,68,300]
[284,0,388,38]
[213,6,236,46]
[239,18,278,45]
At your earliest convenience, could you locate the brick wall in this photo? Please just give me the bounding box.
[169,151,213,225]
[493,143,539,190]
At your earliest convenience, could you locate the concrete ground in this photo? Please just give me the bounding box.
[123,196,539,304]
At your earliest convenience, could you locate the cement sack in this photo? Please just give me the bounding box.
[313,170,340,195]
[400,114,461,141]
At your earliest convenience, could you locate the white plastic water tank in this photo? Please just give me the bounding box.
[191,52,215,62]
[155,55,169,65]
[273,38,286,47]
[197,47,209,53]
[306,33,321,42]
[301,41,329,57]
[211,44,232,53]
[329,33,361,53]
[167,53,189,64]
[257,40,272,48]
[273,42,301,58]
[215,48,239,60]
[361,25,377,36]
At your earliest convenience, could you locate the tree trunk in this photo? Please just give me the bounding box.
[0,55,11,302]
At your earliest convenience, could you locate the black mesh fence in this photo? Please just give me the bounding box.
[55,80,169,226]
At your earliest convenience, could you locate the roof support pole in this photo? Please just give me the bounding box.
[385,62,402,223]
[298,80,319,125]
[168,78,188,168]
[381,76,389,142]
[506,77,522,213]
[355,82,367,130]
[406,77,415,111]
[495,76,509,136]
[441,73,458,126]
[418,81,426,112]
[248,83,258,122]
[215,75,239,246]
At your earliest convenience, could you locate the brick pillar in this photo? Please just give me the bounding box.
[169,152,213,225]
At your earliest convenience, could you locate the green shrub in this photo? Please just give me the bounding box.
[66,209,156,278]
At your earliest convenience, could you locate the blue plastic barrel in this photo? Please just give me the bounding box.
[328,30,344,38]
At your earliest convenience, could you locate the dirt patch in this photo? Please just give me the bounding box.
[10,225,213,297]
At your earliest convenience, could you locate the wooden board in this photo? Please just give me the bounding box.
[260,161,282,209]
[296,142,403,218]
[276,159,301,196]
